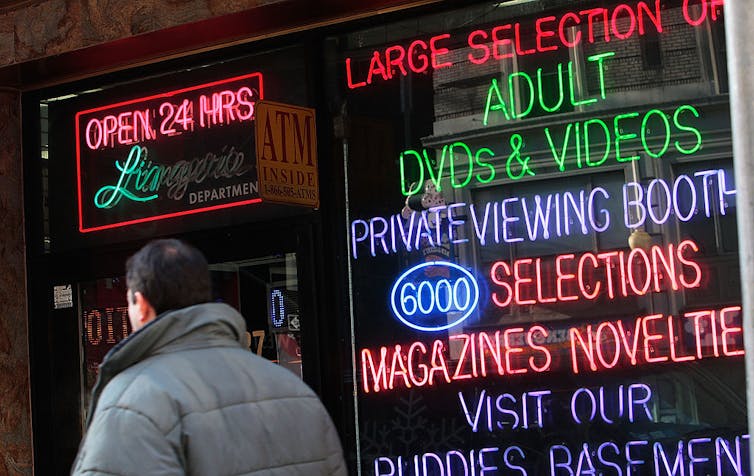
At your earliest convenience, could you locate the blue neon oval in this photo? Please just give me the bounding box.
[389,261,479,332]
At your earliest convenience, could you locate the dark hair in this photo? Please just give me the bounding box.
[126,239,211,314]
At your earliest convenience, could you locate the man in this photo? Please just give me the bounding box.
[72,239,347,475]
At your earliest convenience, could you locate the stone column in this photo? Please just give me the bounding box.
[0,89,32,475]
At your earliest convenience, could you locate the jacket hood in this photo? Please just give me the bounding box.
[86,302,246,426]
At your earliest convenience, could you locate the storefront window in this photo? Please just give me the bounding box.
[334,0,744,473]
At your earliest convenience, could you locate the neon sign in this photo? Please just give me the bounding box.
[75,73,264,233]
[569,383,652,424]
[624,169,736,228]
[398,104,703,194]
[548,434,748,476]
[386,5,711,194]
[373,433,749,476]
[374,446,527,475]
[541,104,703,173]
[93,146,158,208]
[457,383,654,434]
[92,144,251,209]
[80,77,261,150]
[570,306,744,374]
[373,381,748,474]
[360,305,742,393]
[483,52,614,123]
[489,240,702,307]
[346,0,724,90]
[351,169,734,260]
[458,388,552,432]
[390,261,480,331]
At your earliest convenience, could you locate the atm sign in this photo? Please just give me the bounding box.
[255,101,319,208]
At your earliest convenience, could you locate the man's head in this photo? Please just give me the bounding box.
[126,239,211,331]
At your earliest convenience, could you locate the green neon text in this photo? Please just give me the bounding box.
[399,142,495,196]
[544,104,703,172]
[483,51,615,124]
[94,145,159,209]
[93,144,251,209]
[397,104,703,195]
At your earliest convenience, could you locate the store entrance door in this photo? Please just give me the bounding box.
[36,220,323,475]
[79,251,305,416]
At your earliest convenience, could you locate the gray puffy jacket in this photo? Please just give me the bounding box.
[71,302,347,476]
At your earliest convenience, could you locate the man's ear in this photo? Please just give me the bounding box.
[133,291,157,324]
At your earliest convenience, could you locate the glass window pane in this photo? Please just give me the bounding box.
[335,1,743,473]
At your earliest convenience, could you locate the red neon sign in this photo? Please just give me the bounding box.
[81,85,258,150]
[360,306,743,393]
[569,306,743,373]
[78,73,263,150]
[75,72,264,233]
[361,325,553,393]
[345,0,725,90]
[489,240,703,307]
